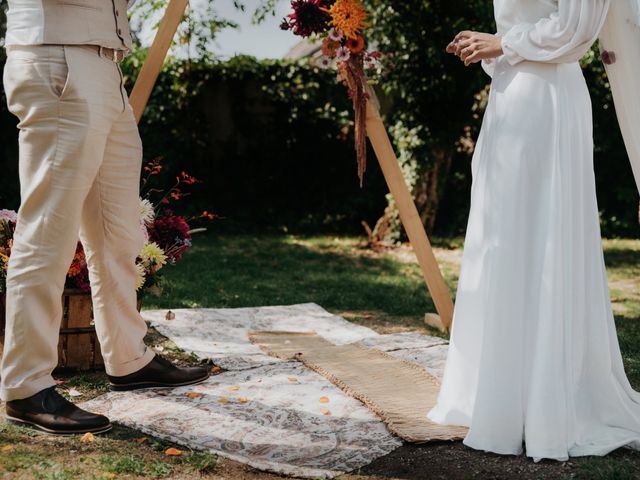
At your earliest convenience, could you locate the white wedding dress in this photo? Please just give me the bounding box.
[428,0,640,461]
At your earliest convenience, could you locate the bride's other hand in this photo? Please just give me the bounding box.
[447,31,503,66]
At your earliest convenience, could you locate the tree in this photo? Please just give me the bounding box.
[364,0,496,240]
[365,0,637,238]
[130,0,276,60]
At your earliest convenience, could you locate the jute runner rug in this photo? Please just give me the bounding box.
[249,331,468,443]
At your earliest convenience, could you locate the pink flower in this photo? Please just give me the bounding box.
[0,210,18,224]
[328,27,343,42]
[336,46,351,62]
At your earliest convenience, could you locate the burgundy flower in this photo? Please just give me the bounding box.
[601,50,616,65]
[72,268,91,292]
[149,210,192,263]
[281,0,332,38]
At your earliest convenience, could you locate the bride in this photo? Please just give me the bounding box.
[428,0,640,461]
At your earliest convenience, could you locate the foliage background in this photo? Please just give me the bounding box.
[127,53,389,232]
[0,0,638,238]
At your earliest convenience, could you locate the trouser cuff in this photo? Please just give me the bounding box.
[1,375,57,402]
[104,347,155,377]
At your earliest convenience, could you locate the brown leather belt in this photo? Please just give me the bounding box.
[6,44,129,63]
[95,45,128,63]
[68,45,128,63]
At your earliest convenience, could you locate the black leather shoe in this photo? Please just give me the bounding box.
[107,355,210,391]
[6,387,112,435]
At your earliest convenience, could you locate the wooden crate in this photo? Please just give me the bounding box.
[58,289,104,370]
[0,289,142,371]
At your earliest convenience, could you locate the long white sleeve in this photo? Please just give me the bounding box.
[501,0,610,65]
[600,0,640,194]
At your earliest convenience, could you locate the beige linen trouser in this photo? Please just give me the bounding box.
[1,45,155,401]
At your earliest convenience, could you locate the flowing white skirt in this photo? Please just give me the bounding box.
[428,57,640,461]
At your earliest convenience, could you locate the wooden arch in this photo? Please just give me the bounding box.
[128,0,455,332]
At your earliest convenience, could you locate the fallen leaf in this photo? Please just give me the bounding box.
[165,447,182,456]
[228,385,240,391]
[68,388,83,398]
[218,397,230,404]
[288,377,298,383]
[80,432,95,443]
[319,396,330,404]
[0,445,14,453]
[239,397,249,404]
[186,392,203,399]
[210,366,223,374]
[165,311,176,321]
[320,409,332,416]
[135,437,148,444]
[103,474,116,479]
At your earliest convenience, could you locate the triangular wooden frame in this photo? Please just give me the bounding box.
[129,0,455,332]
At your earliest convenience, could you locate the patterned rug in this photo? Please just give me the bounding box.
[82,304,454,479]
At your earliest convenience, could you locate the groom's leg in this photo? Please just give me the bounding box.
[79,98,208,390]
[0,46,109,401]
[79,101,155,377]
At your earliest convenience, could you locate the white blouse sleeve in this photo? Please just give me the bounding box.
[501,0,610,65]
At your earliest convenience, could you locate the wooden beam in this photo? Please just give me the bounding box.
[366,99,455,331]
[129,0,190,123]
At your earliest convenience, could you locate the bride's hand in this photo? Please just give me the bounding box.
[446,31,503,66]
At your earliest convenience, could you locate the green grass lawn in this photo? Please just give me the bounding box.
[145,233,640,387]
[1,233,639,479]
[144,233,454,335]
[146,234,436,313]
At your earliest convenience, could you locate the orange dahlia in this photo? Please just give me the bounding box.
[322,38,341,57]
[326,0,368,39]
[346,35,365,54]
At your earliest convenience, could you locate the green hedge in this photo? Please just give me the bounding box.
[367,0,639,239]
[0,55,389,233]
[123,54,389,233]
[0,51,638,237]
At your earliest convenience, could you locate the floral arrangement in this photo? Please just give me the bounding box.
[0,210,17,294]
[0,160,214,296]
[281,0,383,185]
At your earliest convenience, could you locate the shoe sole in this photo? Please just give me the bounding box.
[109,373,210,392]
[5,416,113,436]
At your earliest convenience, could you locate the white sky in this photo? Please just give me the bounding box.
[212,0,300,59]
[137,0,301,59]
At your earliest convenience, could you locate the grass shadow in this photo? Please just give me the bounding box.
[143,234,441,319]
